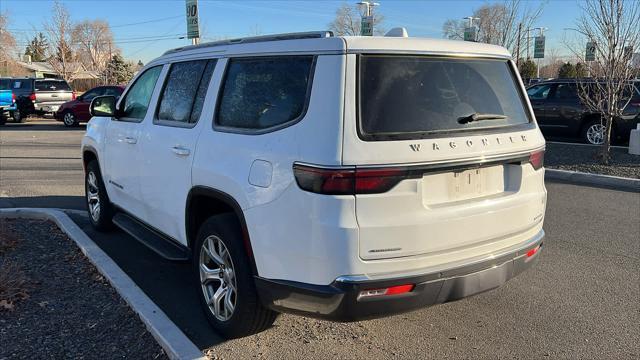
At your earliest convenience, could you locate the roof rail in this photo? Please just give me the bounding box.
[163,30,334,55]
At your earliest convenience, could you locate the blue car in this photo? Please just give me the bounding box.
[0,78,17,125]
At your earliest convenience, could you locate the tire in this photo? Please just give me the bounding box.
[0,112,6,126]
[62,111,78,127]
[12,108,24,123]
[193,214,278,338]
[581,119,608,145]
[85,160,114,231]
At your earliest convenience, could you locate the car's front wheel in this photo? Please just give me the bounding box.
[63,111,78,127]
[582,119,609,145]
[85,160,114,231]
[194,214,278,338]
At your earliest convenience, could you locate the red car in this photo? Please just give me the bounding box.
[55,85,124,127]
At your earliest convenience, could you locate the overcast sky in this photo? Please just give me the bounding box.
[2,0,585,63]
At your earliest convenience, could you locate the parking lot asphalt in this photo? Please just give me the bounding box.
[2,118,639,359]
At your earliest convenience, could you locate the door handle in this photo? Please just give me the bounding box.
[124,136,137,144]
[171,146,191,156]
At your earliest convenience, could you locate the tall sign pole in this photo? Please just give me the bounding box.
[357,1,379,36]
[186,0,200,45]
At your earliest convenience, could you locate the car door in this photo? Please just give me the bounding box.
[104,65,164,218]
[138,59,218,244]
[543,83,583,136]
[526,83,553,131]
[75,87,104,121]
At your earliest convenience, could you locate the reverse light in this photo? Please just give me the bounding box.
[529,149,545,170]
[358,284,415,300]
[293,164,408,195]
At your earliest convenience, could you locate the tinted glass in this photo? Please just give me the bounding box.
[157,59,215,124]
[190,60,217,123]
[359,56,530,139]
[35,80,71,91]
[554,84,578,100]
[527,84,552,100]
[0,79,9,90]
[13,80,32,90]
[82,88,103,101]
[217,56,313,130]
[122,66,162,121]
[104,87,123,97]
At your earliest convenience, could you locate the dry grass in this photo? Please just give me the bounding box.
[0,260,29,311]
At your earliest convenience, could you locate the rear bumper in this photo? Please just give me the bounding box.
[255,229,544,321]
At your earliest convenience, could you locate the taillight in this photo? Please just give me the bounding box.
[528,149,545,170]
[29,92,36,101]
[358,284,415,300]
[11,92,15,103]
[293,164,408,195]
[72,91,77,100]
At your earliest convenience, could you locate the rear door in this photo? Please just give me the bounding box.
[138,59,217,244]
[104,65,163,217]
[343,54,546,260]
[542,83,582,135]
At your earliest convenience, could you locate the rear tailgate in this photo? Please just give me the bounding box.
[343,54,547,261]
[34,80,73,110]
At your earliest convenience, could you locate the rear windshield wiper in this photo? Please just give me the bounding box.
[457,113,508,124]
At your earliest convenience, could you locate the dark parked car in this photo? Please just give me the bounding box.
[54,85,124,126]
[9,78,75,122]
[527,79,640,144]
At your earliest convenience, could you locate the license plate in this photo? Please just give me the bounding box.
[51,106,59,112]
[450,168,483,199]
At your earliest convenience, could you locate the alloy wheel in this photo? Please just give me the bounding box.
[63,112,76,126]
[586,123,605,145]
[86,171,101,222]
[199,235,237,321]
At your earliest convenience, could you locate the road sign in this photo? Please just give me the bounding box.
[186,0,200,40]
[360,16,373,36]
[585,42,596,61]
[534,36,545,59]
[464,26,476,42]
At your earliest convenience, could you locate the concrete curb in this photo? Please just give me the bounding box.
[0,208,205,360]
[545,169,640,192]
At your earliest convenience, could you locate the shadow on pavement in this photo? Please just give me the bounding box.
[67,212,226,349]
[0,196,85,210]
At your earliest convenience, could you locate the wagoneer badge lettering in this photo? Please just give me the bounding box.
[413,134,528,152]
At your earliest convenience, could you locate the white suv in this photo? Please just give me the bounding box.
[81,30,546,338]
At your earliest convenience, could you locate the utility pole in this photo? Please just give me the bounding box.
[357,1,379,36]
[526,28,531,60]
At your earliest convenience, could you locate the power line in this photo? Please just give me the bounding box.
[8,15,184,32]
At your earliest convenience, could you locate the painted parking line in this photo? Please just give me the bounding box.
[545,140,629,149]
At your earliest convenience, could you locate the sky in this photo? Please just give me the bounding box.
[2,0,585,64]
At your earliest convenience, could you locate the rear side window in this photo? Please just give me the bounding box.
[359,56,531,140]
[12,80,31,90]
[216,56,314,131]
[527,84,552,100]
[35,80,71,91]
[553,84,578,100]
[121,66,163,121]
[156,59,216,124]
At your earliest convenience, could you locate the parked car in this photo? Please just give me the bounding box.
[0,78,16,125]
[9,78,75,122]
[54,85,124,127]
[527,79,640,144]
[81,31,546,338]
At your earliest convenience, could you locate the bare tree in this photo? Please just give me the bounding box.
[570,0,640,163]
[0,12,18,75]
[328,4,385,36]
[72,20,114,73]
[442,0,543,53]
[44,1,81,81]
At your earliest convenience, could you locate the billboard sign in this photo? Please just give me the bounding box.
[534,36,545,59]
[186,0,200,40]
[464,26,477,42]
[585,42,596,61]
[360,16,373,36]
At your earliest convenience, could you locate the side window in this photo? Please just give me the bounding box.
[216,56,314,131]
[554,84,578,100]
[104,87,122,97]
[527,84,552,100]
[156,59,216,124]
[121,66,162,121]
[82,88,103,101]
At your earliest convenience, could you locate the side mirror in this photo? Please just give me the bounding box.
[90,95,117,118]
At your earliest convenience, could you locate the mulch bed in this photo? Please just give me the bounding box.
[545,142,640,179]
[0,218,167,359]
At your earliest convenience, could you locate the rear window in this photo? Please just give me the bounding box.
[359,56,531,140]
[0,79,9,90]
[35,80,71,91]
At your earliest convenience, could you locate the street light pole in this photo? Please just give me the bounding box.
[357,1,380,36]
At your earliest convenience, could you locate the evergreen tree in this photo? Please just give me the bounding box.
[24,32,49,62]
[103,54,134,84]
[558,62,577,78]
[574,62,588,78]
[518,59,537,80]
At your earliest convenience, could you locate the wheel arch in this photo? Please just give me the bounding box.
[82,146,100,174]
[185,186,258,275]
